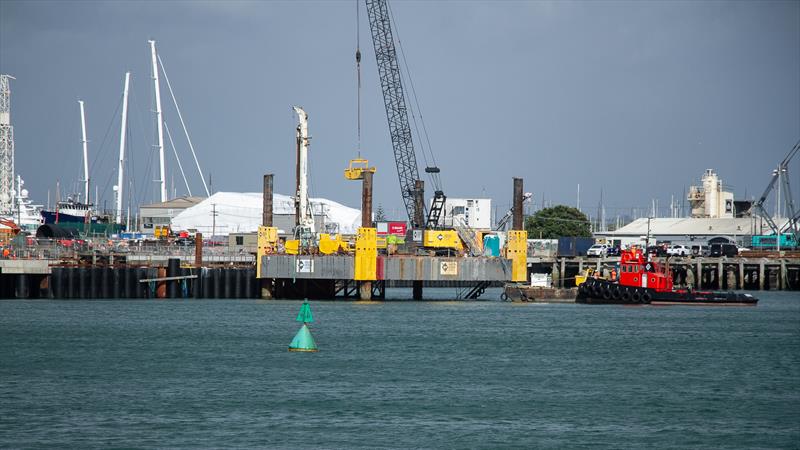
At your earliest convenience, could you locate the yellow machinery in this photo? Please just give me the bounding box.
[422,229,464,252]
[574,268,599,286]
[285,239,300,255]
[345,158,467,255]
[344,158,376,180]
[318,233,349,255]
[154,225,171,239]
[256,226,279,277]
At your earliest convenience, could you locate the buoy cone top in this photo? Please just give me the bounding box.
[288,324,318,352]
[296,301,313,323]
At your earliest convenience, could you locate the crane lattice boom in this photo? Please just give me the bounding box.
[365,0,422,227]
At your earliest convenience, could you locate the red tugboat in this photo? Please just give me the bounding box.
[576,247,758,305]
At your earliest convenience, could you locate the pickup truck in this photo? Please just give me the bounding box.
[666,244,691,257]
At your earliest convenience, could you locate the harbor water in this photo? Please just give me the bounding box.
[1,291,798,448]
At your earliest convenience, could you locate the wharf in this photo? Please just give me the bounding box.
[0,253,798,300]
[528,255,800,291]
[0,252,513,300]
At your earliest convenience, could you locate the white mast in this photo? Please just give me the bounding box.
[293,106,314,231]
[149,40,167,202]
[115,71,130,224]
[78,100,90,204]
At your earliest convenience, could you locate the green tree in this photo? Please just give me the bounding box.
[524,205,591,239]
[375,204,387,222]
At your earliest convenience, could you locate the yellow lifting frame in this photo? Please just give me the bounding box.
[344,158,377,181]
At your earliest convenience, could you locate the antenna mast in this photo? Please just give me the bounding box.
[149,40,167,202]
[115,72,130,224]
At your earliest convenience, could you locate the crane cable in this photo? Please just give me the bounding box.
[387,2,441,192]
[356,0,362,157]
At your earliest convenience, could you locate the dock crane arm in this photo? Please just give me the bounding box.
[752,170,781,234]
[779,143,799,236]
[750,140,800,239]
[494,193,533,231]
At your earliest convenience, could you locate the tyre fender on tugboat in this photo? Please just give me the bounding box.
[642,291,652,303]
[611,286,621,300]
[621,288,631,301]
[632,290,641,302]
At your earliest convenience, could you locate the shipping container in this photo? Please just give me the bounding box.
[432,198,492,230]
[557,237,595,256]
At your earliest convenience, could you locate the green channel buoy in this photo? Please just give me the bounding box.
[289,301,318,352]
[295,301,313,324]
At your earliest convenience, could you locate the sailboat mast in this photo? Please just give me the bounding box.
[149,40,167,203]
[116,71,130,224]
[78,100,89,204]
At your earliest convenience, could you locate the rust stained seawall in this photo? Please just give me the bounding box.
[259,254,509,282]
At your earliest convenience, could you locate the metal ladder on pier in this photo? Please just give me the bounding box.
[457,280,492,300]
[454,217,482,257]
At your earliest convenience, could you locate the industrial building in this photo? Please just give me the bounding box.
[138,196,204,234]
[594,217,769,248]
[687,169,752,218]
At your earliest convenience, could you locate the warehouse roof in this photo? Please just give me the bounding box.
[597,217,767,237]
[140,196,205,210]
[170,192,361,236]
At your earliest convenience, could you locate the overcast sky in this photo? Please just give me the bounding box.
[1,0,798,220]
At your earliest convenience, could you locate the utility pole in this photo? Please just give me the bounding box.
[211,203,218,238]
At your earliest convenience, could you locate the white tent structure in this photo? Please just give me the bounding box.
[170,192,362,236]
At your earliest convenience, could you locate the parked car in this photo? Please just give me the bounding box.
[667,244,691,257]
[690,244,709,257]
[709,243,738,257]
[587,244,610,257]
[606,245,621,257]
[647,245,669,257]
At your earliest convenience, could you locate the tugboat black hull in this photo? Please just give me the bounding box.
[576,278,758,305]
